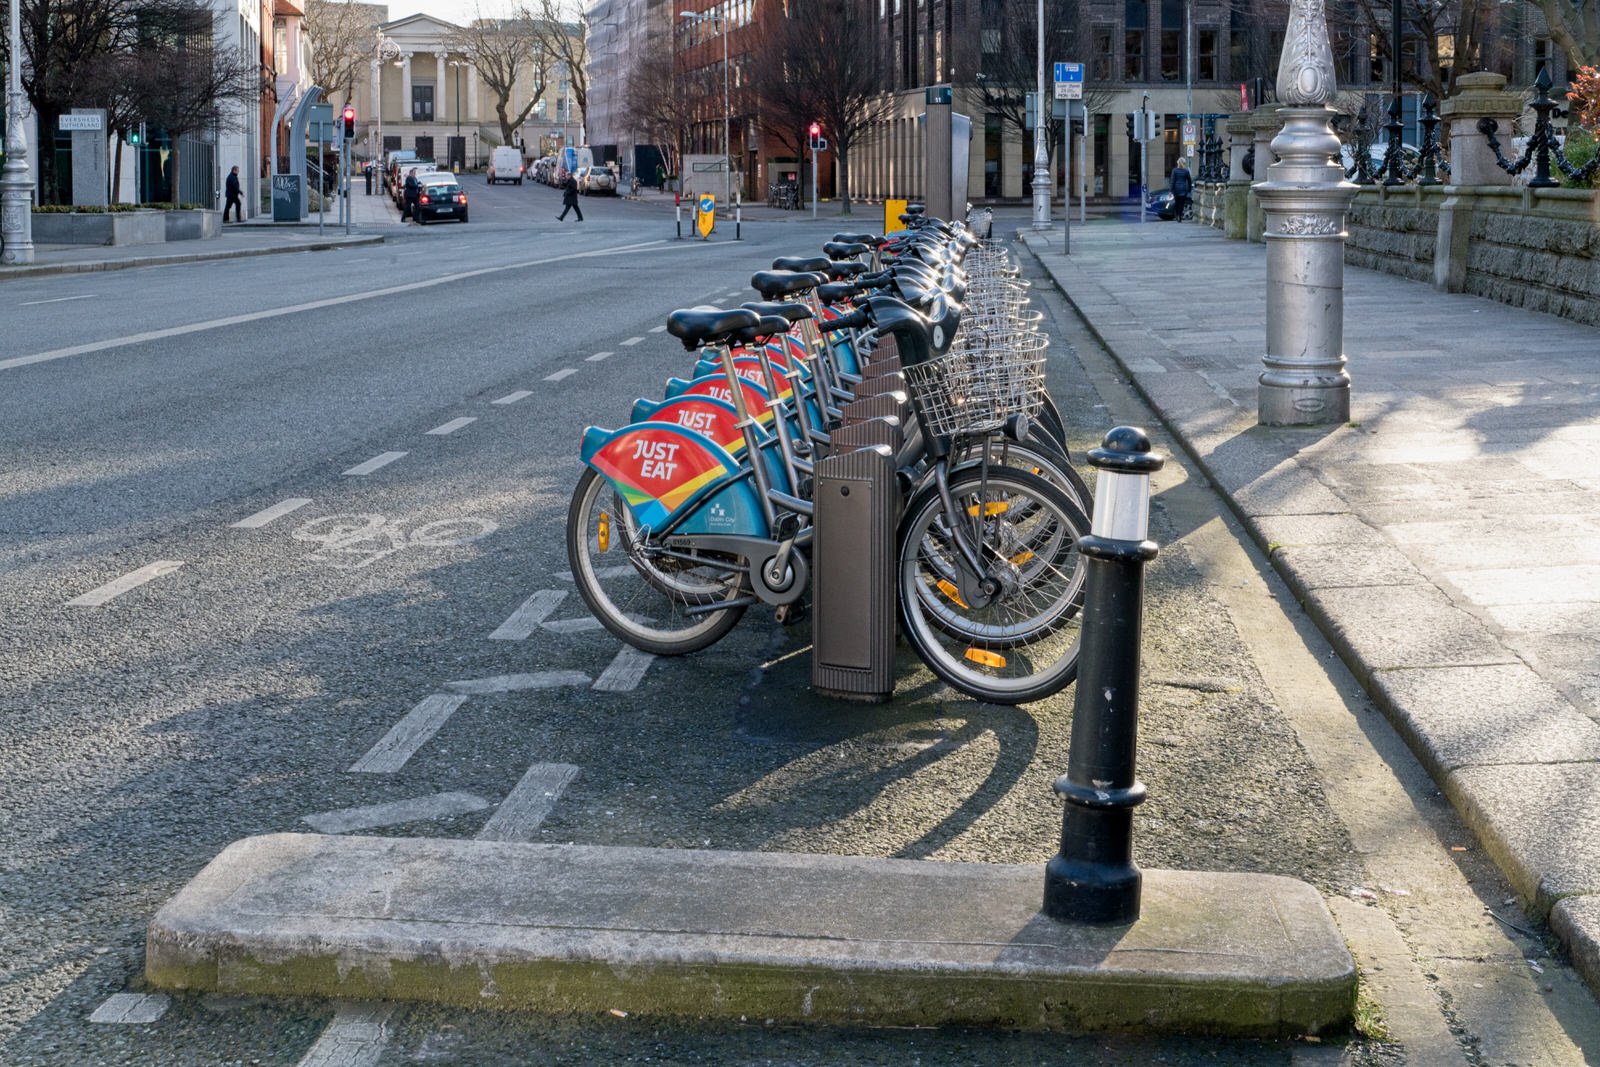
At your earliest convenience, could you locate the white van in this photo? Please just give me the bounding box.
[487,146,525,185]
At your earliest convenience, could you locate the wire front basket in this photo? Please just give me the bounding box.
[903,340,1048,437]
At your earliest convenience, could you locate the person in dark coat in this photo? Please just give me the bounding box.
[402,169,420,222]
[1169,160,1193,221]
[557,173,583,222]
[223,166,243,222]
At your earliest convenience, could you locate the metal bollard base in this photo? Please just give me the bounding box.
[811,445,898,702]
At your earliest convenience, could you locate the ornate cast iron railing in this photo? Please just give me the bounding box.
[1478,67,1600,188]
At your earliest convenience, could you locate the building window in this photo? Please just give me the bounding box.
[982,28,1000,54]
[1092,24,1113,80]
[1160,0,1181,80]
[1124,0,1146,81]
[1198,28,1217,80]
[412,84,434,121]
[273,23,287,75]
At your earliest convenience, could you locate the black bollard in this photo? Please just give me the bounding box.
[1043,426,1164,925]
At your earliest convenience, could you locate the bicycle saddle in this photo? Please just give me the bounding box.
[740,300,814,323]
[734,315,793,345]
[826,261,869,279]
[667,307,760,351]
[822,241,871,260]
[815,282,859,305]
[832,232,884,247]
[771,255,833,274]
[750,270,825,299]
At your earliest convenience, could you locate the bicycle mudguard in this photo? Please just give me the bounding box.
[580,421,764,535]
[662,374,775,422]
[628,395,748,456]
[690,356,798,405]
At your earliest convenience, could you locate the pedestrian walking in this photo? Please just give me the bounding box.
[403,168,420,222]
[1169,159,1192,221]
[556,173,583,222]
[223,165,243,222]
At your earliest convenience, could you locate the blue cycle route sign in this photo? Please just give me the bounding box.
[1054,62,1084,100]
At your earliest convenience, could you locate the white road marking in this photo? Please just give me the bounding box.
[593,647,657,692]
[296,1003,394,1067]
[67,561,184,607]
[349,694,469,773]
[342,451,407,476]
[1,240,672,374]
[476,763,580,842]
[491,390,533,404]
[619,336,645,346]
[542,616,603,634]
[21,294,96,307]
[489,589,567,640]
[89,993,170,1024]
[544,368,578,382]
[585,351,614,362]
[232,498,313,529]
[648,325,667,333]
[443,671,591,695]
[301,791,491,834]
[557,566,633,581]
[425,416,476,435]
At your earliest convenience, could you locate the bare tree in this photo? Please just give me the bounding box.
[1346,0,1514,99]
[1529,0,1600,71]
[448,9,549,145]
[77,47,146,201]
[753,0,895,212]
[304,0,384,107]
[526,0,588,124]
[624,47,689,175]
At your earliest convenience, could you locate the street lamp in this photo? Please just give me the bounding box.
[375,33,401,166]
[678,9,732,206]
[2,0,37,264]
[1031,0,1049,229]
[450,58,468,170]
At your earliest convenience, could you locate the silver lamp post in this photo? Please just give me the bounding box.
[1254,0,1359,426]
[679,9,731,207]
[1030,0,1050,229]
[376,33,400,165]
[2,0,36,265]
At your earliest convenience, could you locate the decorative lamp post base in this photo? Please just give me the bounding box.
[1,176,36,266]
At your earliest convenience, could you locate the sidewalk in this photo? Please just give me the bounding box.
[1019,218,1600,991]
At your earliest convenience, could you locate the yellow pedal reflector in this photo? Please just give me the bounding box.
[1010,550,1035,566]
[598,512,611,553]
[965,647,1007,668]
[967,501,1010,518]
[936,579,969,609]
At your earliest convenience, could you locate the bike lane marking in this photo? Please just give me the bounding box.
[648,325,667,333]
[88,994,170,1024]
[443,671,591,695]
[491,390,533,404]
[593,647,656,692]
[232,498,313,529]
[476,763,581,842]
[544,368,578,382]
[295,1003,394,1067]
[424,417,476,436]
[349,694,470,773]
[301,792,491,834]
[620,336,645,346]
[585,351,614,362]
[66,561,184,607]
[342,451,407,476]
[489,590,567,640]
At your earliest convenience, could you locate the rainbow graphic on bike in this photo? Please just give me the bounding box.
[581,422,752,532]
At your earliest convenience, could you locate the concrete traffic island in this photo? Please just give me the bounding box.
[146,833,1354,1037]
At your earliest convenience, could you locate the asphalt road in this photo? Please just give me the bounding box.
[2,189,1592,1065]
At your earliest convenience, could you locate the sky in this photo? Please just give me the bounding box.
[381,0,586,28]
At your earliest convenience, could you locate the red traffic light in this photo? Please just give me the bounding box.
[342,107,355,121]
[809,123,820,137]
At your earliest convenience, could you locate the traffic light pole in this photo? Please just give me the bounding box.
[810,142,818,219]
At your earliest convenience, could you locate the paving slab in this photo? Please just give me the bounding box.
[146,833,1355,1037]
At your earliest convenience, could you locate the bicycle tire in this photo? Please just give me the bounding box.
[897,466,1087,705]
[566,467,748,655]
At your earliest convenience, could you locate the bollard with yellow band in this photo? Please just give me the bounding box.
[696,194,716,239]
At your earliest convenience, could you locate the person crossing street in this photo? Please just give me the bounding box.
[557,173,583,222]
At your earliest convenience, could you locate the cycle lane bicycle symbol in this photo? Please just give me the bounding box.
[292,513,499,570]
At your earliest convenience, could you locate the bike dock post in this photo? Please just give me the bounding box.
[811,440,899,702]
[675,200,682,239]
[735,193,742,241]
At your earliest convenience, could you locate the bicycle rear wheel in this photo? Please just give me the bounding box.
[897,466,1087,705]
[566,468,748,655]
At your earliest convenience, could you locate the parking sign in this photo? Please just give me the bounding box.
[1053,62,1083,100]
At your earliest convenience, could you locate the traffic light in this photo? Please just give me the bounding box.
[1125,113,1135,139]
[342,106,356,138]
[129,128,142,146]
[1146,112,1161,141]
[808,122,821,150]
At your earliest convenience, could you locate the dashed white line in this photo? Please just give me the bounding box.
[648,325,667,333]
[557,566,633,581]
[443,671,591,695]
[296,1003,394,1067]
[425,416,477,436]
[301,791,491,834]
[89,993,170,1024]
[21,294,96,306]
[542,616,603,634]
[491,390,533,404]
[342,451,407,476]
[585,351,614,362]
[619,336,645,346]
[476,763,580,842]
[349,694,469,773]
[67,561,184,607]
[489,590,567,640]
[544,368,579,382]
[593,647,657,692]
[232,498,313,529]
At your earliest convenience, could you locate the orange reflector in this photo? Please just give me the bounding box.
[1010,550,1035,566]
[965,648,1007,668]
[967,501,1009,517]
[598,512,611,553]
[936,579,969,609]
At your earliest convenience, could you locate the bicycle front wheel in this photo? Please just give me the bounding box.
[897,466,1087,705]
[566,468,748,655]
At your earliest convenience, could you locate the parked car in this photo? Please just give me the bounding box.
[1145,186,1179,220]
[1339,141,1420,179]
[487,146,524,185]
[576,166,616,195]
[415,174,467,224]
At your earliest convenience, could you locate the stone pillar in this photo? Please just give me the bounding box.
[435,51,448,124]
[1439,72,1523,188]
[70,109,110,206]
[1225,113,1251,239]
[1246,106,1282,243]
[467,64,478,124]
[400,54,413,121]
[1255,0,1359,427]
